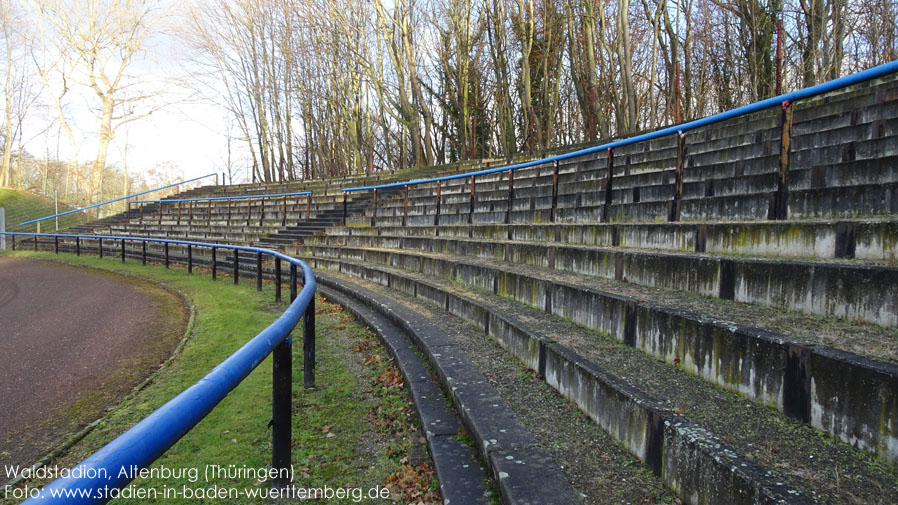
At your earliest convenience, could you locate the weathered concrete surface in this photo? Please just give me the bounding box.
[316,268,818,504]
[297,241,898,327]
[303,254,898,463]
[317,278,583,505]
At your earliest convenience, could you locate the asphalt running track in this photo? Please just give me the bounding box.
[0,256,186,471]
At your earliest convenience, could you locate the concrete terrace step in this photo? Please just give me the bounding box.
[327,220,898,262]
[318,285,583,505]
[309,265,896,504]
[290,244,898,461]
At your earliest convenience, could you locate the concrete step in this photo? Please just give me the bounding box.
[289,243,898,458]
[296,237,898,327]
[323,220,898,263]
[304,261,897,503]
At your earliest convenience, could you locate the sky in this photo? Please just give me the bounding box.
[17,0,247,186]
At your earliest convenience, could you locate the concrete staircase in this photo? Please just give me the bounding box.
[279,72,898,504]
[24,71,898,504]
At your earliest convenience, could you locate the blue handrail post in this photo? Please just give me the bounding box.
[256,252,263,291]
[233,248,240,285]
[304,296,316,389]
[290,264,297,302]
[275,258,282,303]
[271,337,292,488]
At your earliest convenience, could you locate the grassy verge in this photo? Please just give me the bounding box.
[0,251,440,504]
[0,189,92,233]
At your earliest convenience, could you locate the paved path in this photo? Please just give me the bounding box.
[0,257,186,472]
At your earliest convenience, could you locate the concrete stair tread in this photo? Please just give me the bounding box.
[318,274,681,505]
[314,268,896,504]
[298,244,898,365]
[314,233,896,269]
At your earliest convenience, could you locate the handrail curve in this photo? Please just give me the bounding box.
[1,232,314,505]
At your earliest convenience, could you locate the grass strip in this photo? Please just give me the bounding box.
[0,251,440,504]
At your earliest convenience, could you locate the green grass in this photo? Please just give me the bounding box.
[0,189,92,233]
[0,251,439,504]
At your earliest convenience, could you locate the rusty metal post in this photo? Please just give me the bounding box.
[403,186,409,227]
[551,160,559,222]
[602,149,615,223]
[505,170,514,224]
[469,176,476,224]
[435,181,442,226]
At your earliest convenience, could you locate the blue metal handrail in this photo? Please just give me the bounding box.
[133,190,312,204]
[1,231,315,504]
[342,59,898,193]
[19,173,218,226]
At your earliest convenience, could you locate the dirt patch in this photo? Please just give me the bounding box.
[0,257,187,473]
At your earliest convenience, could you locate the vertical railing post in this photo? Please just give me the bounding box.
[141,241,146,265]
[55,236,59,254]
[469,176,476,224]
[282,196,287,226]
[227,199,232,226]
[247,199,251,227]
[303,294,316,389]
[271,333,292,489]
[342,192,347,225]
[505,169,514,224]
[178,201,182,225]
[259,198,264,227]
[306,193,311,220]
[551,160,559,223]
[188,244,193,273]
[602,148,615,223]
[435,181,441,226]
[75,237,80,256]
[33,235,38,251]
[670,131,687,222]
[275,258,282,303]
[99,238,103,259]
[233,248,240,285]
[256,252,263,291]
[403,185,409,227]
[211,247,217,280]
[164,242,170,268]
[208,199,212,227]
[121,239,126,263]
[139,203,144,224]
[372,189,378,226]
[289,264,297,303]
